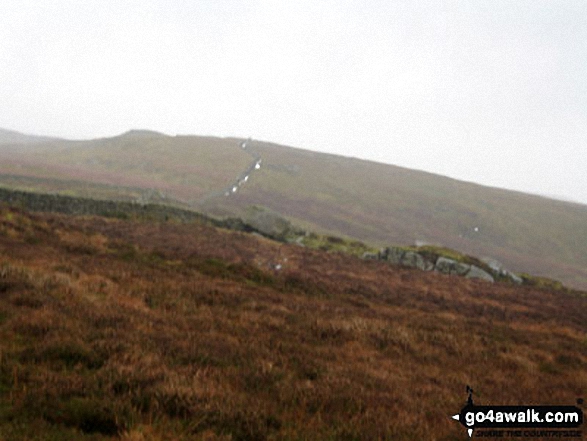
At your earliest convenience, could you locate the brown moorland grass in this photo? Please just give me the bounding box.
[0,206,585,440]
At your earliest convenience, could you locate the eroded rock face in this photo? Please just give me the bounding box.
[378,248,388,260]
[382,247,405,265]
[372,246,503,284]
[381,247,436,271]
[481,257,523,284]
[434,257,471,276]
[465,265,495,282]
[454,262,472,276]
[401,251,434,271]
[508,272,524,285]
[435,257,456,274]
[482,258,505,275]
[245,207,294,240]
[435,257,494,282]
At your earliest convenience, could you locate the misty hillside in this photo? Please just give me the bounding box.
[0,128,57,146]
[0,128,586,290]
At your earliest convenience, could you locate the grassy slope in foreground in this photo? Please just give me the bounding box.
[1,130,586,290]
[0,206,585,440]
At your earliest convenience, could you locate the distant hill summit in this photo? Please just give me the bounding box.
[0,129,586,290]
[117,129,169,138]
[0,127,57,145]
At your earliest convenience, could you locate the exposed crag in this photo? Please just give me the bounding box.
[371,246,525,285]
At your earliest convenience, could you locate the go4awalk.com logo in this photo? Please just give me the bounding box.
[451,386,584,438]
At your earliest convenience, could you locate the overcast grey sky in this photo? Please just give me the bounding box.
[1,0,586,204]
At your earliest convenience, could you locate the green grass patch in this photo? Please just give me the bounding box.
[520,273,566,291]
[298,232,375,257]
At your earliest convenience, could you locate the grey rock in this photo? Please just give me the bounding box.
[482,258,503,272]
[453,262,472,276]
[465,266,495,283]
[507,272,524,285]
[385,247,405,265]
[293,236,306,247]
[435,257,470,275]
[482,257,524,284]
[422,259,435,271]
[481,257,510,277]
[400,251,419,268]
[435,257,457,274]
[245,207,293,240]
[401,251,434,271]
[362,252,379,260]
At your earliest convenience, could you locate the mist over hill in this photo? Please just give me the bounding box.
[1,127,586,290]
[0,128,58,146]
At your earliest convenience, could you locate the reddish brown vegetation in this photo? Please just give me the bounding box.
[0,206,585,440]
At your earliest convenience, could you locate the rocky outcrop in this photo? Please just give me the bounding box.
[243,206,300,241]
[508,272,524,285]
[465,265,495,283]
[481,258,523,285]
[376,246,524,284]
[379,247,404,264]
[380,247,438,273]
[402,251,435,271]
[434,256,494,282]
[435,256,471,276]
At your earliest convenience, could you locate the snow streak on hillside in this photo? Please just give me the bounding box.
[199,139,262,204]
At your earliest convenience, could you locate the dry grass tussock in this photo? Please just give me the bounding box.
[0,205,585,440]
